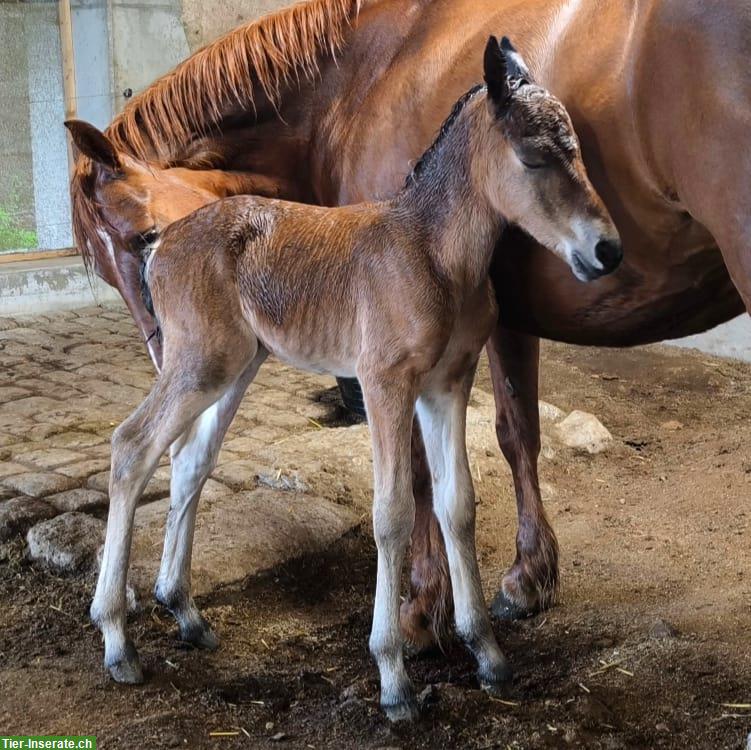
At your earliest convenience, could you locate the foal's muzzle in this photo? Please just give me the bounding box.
[595,238,624,274]
[572,237,623,282]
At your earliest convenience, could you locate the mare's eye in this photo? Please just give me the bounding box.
[142,229,159,245]
[132,228,158,251]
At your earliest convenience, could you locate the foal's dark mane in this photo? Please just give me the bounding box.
[405,84,486,187]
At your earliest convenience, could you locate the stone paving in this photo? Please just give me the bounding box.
[0,303,608,604]
[0,304,367,601]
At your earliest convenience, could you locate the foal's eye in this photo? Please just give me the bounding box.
[520,157,548,171]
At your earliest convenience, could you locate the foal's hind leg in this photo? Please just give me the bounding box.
[155,352,267,648]
[359,371,419,722]
[91,367,243,683]
[416,373,511,693]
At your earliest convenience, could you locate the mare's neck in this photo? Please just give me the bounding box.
[395,100,505,292]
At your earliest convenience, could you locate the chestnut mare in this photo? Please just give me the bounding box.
[90,38,619,719]
[67,0,750,647]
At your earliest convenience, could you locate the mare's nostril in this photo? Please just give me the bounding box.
[595,238,623,272]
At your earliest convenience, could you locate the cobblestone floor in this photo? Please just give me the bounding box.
[0,304,368,597]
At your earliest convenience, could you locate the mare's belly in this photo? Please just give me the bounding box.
[493,230,744,347]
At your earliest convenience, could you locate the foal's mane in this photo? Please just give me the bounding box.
[71,0,364,274]
[406,84,485,186]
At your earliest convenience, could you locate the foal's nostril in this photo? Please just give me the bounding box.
[595,239,623,272]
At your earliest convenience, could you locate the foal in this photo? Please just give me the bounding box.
[92,37,620,720]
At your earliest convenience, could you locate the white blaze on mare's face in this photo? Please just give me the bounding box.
[96,228,117,266]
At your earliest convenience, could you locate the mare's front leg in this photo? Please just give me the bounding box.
[155,352,267,648]
[91,372,229,683]
[486,326,559,620]
[359,370,419,722]
[416,372,512,693]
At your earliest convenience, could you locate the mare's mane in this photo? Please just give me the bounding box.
[70,0,364,273]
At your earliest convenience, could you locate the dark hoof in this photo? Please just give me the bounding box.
[382,697,420,723]
[181,620,219,651]
[490,589,538,621]
[478,660,514,698]
[107,640,144,684]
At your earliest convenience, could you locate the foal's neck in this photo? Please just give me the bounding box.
[396,97,504,292]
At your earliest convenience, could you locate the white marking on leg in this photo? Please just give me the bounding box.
[416,384,509,687]
[155,355,265,641]
[361,380,417,719]
[92,378,231,681]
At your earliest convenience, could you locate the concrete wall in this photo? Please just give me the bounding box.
[180,0,291,52]
[0,4,37,252]
[107,0,291,108]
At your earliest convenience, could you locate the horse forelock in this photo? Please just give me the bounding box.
[104,0,365,165]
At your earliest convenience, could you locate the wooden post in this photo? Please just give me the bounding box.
[58,0,77,176]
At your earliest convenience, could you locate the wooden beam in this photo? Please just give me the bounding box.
[58,0,77,176]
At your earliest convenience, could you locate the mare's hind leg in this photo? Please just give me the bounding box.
[486,327,558,620]
[416,371,512,692]
[359,370,419,722]
[91,347,254,683]
[155,351,267,648]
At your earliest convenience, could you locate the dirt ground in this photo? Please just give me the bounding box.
[2,341,751,749]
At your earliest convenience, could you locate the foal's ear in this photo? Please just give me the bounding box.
[484,36,511,116]
[500,36,532,85]
[64,120,123,176]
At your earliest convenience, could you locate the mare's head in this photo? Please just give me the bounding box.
[66,120,232,265]
[66,120,283,367]
[477,36,621,282]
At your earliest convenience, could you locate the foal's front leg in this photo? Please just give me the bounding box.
[416,374,511,692]
[155,354,266,648]
[359,372,419,722]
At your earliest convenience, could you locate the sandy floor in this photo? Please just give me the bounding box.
[2,337,751,749]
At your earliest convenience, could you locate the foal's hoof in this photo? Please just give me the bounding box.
[382,696,420,723]
[181,619,219,651]
[107,640,144,684]
[479,660,513,697]
[490,588,538,622]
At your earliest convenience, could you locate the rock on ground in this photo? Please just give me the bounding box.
[0,497,56,541]
[129,487,360,598]
[539,400,566,423]
[47,488,108,513]
[554,410,613,454]
[26,512,105,573]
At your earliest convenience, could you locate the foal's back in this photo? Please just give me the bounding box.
[149,195,448,377]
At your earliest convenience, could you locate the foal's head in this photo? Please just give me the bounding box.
[478,36,621,282]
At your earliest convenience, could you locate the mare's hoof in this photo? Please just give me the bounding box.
[382,697,420,723]
[107,640,144,684]
[490,588,537,622]
[181,620,219,651]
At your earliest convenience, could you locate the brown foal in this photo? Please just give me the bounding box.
[90,38,619,720]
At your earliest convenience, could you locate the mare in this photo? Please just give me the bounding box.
[68,0,751,646]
